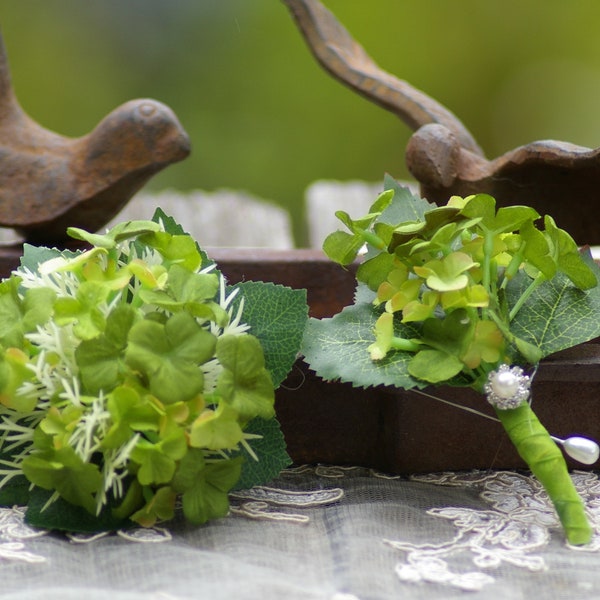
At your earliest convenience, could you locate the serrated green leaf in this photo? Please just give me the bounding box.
[381,174,434,224]
[229,281,307,388]
[508,254,600,358]
[301,301,422,390]
[233,417,290,490]
[25,487,132,533]
[20,244,65,272]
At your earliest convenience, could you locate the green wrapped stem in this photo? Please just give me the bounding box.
[495,402,592,545]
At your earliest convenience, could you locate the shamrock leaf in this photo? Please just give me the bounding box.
[189,402,245,450]
[407,309,474,383]
[356,251,397,291]
[0,348,37,411]
[544,215,596,289]
[172,449,242,524]
[408,349,464,383]
[102,386,160,449]
[413,252,478,292]
[140,231,203,272]
[322,189,394,265]
[0,278,55,348]
[130,485,177,528]
[54,280,109,340]
[138,265,222,321]
[130,428,187,486]
[125,312,216,404]
[76,305,138,394]
[216,334,275,420]
[460,320,504,369]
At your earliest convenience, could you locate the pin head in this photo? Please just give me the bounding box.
[559,436,600,465]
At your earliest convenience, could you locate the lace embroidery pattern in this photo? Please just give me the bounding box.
[0,504,173,560]
[0,506,47,563]
[229,484,344,523]
[386,470,600,592]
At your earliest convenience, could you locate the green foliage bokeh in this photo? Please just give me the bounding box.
[4,1,600,245]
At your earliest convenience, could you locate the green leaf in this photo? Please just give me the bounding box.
[356,251,396,291]
[125,312,216,404]
[322,230,364,266]
[301,299,422,390]
[138,265,220,318]
[129,485,177,528]
[408,349,464,383]
[151,207,215,272]
[0,348,37,411]
[189,402,245,450]
[367,312,395,360]
[20,244,67,272]
[493,205,539,234]
[0,473,29,507]
[233,417,290,490]
[413,252,478,292]
[130,429,187,486]
[67,220,161,249]
[0,279,56,348]
[381,174,434,224]
[140,231,202,272]
[459,193,496,228]
[102,386,160,448]
[21,447,102,515]
[54,280,109,340]
[228,281,308,388]
[25,487,132,533]
[216,334,275,420]
[76,305,138,394]
[507,254,600,358]
[173,451,243,524]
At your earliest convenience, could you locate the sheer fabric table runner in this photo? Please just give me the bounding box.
[1,465,599,600]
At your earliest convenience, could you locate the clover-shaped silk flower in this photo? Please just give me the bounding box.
[0,214,306,532]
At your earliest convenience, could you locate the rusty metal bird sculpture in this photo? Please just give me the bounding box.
[283,0,600,244]
[0,33,190,243]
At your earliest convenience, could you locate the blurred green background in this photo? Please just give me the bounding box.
[4,1,600,245]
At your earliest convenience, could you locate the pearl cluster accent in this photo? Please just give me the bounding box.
[484,364,531,410]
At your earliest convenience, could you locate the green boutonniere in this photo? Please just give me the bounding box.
[303,176,600,545]
[0,210,307,532]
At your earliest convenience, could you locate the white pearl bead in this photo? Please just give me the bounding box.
[562,437,600,465]
[491,370,520,399]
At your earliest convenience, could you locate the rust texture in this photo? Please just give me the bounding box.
[0,33,190,243]
[283,0,600,244]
